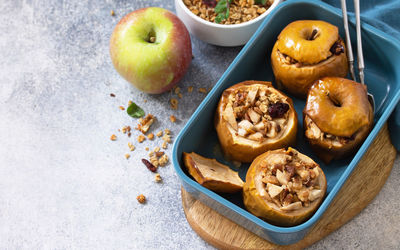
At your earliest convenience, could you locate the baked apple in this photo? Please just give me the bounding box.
[271,20,348,98]
[303,77,373,163]
[215,81,298,163]
[243,147,327,226]
[183,152,244,193]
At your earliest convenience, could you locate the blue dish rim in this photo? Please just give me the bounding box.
[173,0,400,234]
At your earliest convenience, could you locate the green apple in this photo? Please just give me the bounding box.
[110,7,192,94]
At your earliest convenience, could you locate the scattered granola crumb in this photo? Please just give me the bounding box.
[110,10,115,16]
[170,115,177,123]
[156,131,163,137]
[162,134,172,143]
[137,135,146,143]
[178,93,183,99]
[174,87,181,95]
[119,106,125,110]
[148,151,154,157]
[137,194,146,204]
[128,100,133,106]
[170,98,178,110]
[128,142,135,151]
[199,87,207,93]
[159,154,169,166]
[110,93,115,97]
[144,99,148,103]
[125,154,130,159]
[162,141,168,149]
[147,133,154,140]
[155,151,164,157]
[164,129,171,135]
[145,147,149,151]
[155,174,162,183]
[154,146,160,152]
[110,134,117,141]
[188,86,194,93]
[136,114,155,134]
[127,132,131,137]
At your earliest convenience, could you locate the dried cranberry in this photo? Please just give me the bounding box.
[330,41,344,55]
[268,103,289,118]
[202,0,217,7]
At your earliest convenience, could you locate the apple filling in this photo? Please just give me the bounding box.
[259,150,323,210]
[222,86,291,142]
[304,115,354,147]
[277,39,345,67]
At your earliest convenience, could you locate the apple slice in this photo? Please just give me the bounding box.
[183,152,244,193]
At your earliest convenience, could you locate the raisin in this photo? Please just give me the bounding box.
[202,0,217,7]
[142,159,157,173]
[330,41,344,55]
[268,103,289,118]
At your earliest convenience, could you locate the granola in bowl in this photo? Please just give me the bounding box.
[183,0,274,24]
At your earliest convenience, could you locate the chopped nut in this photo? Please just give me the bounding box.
[128,142,135,151]
[198,87,207,93]
[170,115,177,123]
[164,129,171,135]
[119,106,125,110]
[136,194,146,204]
[155,151,164,157]
[136,114,155,134]
[110,93,115,97]
[125,154,130,159]
[156,131,163,137]
[188,86,194,93]
[162,134,171,143]
[128,100,133,106]
[155,174,162,183]
[145,147,149,151]
[148,151,154,157]
[110,134,117,141]
[144,99,148,103]
[162,142,168,149]
[178,93,183,99]
[154,146,160,152]
[174,87,181,94]
[147,133,154,140]
[159,154,169,166]
[137,135,146,143]
[170,98,178,110]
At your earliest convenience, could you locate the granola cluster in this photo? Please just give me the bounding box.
[183,0,273,24]
[261,150,323,210]
[223,86,290,142]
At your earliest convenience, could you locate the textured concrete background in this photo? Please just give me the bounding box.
[0,0,399,249]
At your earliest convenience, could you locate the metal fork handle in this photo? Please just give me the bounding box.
[354,0,365,85]
[341,0,356,81]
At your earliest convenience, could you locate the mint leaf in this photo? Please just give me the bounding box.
[214,0,227,14]
[127,102,145,118]
[254,0,267,5]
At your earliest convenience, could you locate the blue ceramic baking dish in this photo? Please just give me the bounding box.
[173,0,400,245]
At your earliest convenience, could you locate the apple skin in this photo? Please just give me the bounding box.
[110,7,192,94]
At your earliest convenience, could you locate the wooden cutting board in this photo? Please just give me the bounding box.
[181,124,397,249]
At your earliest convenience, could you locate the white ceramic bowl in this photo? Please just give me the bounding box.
[175,0,282,47]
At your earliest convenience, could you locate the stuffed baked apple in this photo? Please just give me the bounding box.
[303,77,373,163]
[243,147,327,226]
[215,81,298,163]
[271,20,348,97]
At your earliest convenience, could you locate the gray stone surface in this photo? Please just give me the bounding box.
[0,0,398,249]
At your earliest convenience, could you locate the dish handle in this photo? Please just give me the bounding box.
[389,103,400,151]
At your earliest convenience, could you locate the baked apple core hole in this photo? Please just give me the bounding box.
[328,93,341,107]
[305,28,319,40]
